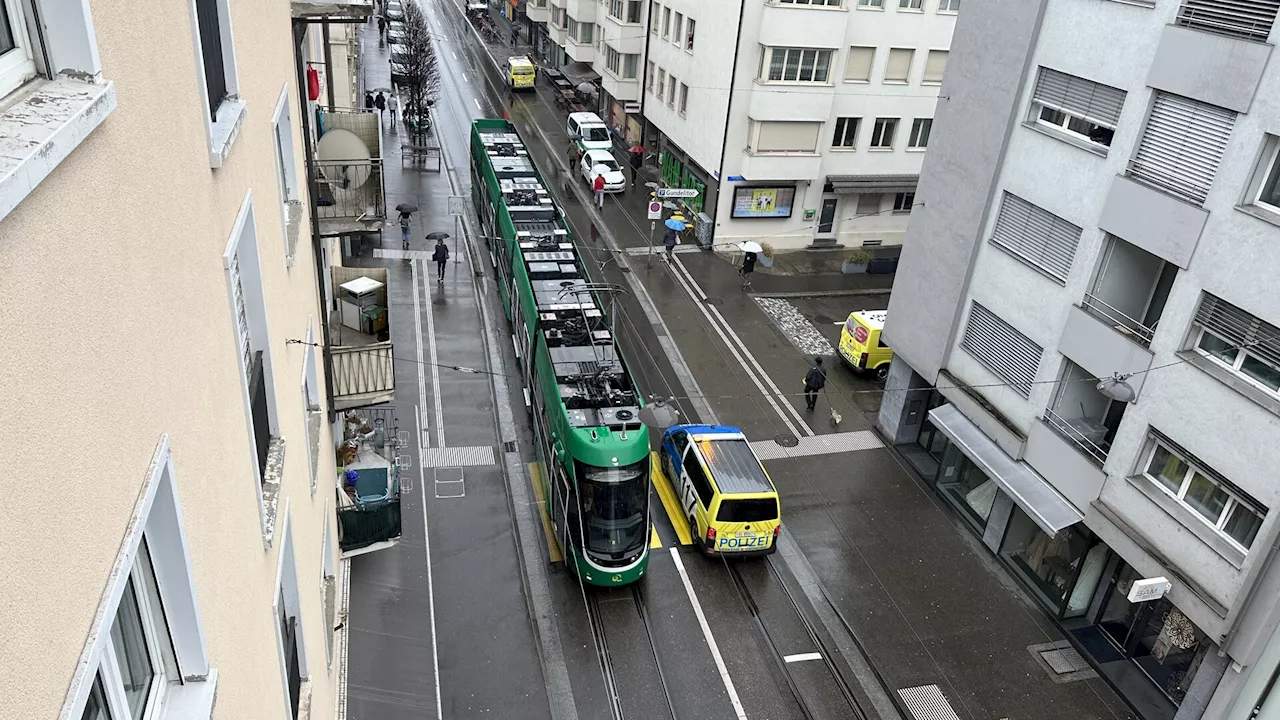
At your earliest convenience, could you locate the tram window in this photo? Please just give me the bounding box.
[683,448,715,507]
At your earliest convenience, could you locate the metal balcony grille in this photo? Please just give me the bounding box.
[959,302,1044,398]
[989,192,1081,283]
[1129,92,1235,204]
[1177,0,1280,42]
[1081,293,1156,347]
[1033,68,1126,127]
[1195,293,1280,368]
[1043,407,1109,466]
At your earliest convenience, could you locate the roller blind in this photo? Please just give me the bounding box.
[1032,68,1126,127]
[755,121,821,152]
[960,303,1043,398]
[885,48,913,82]
[1130,92,1236,204]
[1195,293,1280,369]
[989,192,1081,283]
[845,46,874,82]
[923,50,948,83]
[1177,0,1280,42]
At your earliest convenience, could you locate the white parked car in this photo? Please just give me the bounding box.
[579,149,627,193]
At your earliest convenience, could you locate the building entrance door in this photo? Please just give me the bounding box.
[814,196,839,244]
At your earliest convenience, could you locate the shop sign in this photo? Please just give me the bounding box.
[657,188,699,198]
[624,101,642,114]
[1127,577,1171,603]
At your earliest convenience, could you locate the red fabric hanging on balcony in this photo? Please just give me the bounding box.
[307,66,321,101]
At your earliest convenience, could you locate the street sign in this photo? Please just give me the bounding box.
[656,188,700,198]
[727,175,745,182]
[448,195,466,216]
[647,201,662,220]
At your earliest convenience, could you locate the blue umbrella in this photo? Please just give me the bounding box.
[665,217,687,231]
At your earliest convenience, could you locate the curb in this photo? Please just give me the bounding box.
[751,288,894,299]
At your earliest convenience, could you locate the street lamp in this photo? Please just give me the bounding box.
[1096,373,1137,403]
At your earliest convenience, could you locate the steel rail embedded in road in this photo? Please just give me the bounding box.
[584,590,626,720]
[630,586,680,720]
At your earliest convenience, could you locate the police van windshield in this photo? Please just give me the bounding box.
[577,460,649,560]
[717,498,778,523]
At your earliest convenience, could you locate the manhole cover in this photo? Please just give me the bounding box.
[702,297,724,306]
[813,314,835,325]
[773,433,799,447]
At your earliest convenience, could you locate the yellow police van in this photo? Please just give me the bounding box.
[506,56,536,91]
[659,424,781,556]
[839,310,893,380]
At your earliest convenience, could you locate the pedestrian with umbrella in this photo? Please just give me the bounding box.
[374,91,386,126]
[627,145,644,187]
[428,232,450,282]
[738,239,761,290]
[662,215,684,262]
[592,172,606,209]
[395,203,418,249]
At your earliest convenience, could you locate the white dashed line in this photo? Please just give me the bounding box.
[784,652,823,663]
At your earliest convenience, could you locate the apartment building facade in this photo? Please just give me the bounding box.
[0,0,360,717]
[878,1,1280,719]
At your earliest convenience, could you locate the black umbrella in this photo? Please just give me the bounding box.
[369,86,392,93]
[395,203,418,213]
[425,231,450,241]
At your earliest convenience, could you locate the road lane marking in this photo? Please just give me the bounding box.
[650,526,662,549]
[527,462,564,562]
[421,259,446,447]
[474,97,482,111]
[650,452,692,545]
[671,548,748,720]
[411,261,431,443]
[452,51,458,60]
[784,652,823,663]
[415,406,444,720]
[463,73,469,82]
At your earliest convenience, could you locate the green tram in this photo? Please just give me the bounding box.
[469,118,650,586]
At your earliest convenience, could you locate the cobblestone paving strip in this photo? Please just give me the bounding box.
[754,296,837,357]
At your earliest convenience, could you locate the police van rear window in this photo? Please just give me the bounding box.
[717,498,778,523]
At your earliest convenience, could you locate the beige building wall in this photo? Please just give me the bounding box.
[0,0,339,718]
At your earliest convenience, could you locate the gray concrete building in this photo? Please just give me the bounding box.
[878,1,1280,719]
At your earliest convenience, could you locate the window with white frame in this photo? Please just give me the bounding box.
[65,437,215,720]
[908,118,932,148]
[0,0,38,98]
[750,120,822,154]
[667,74,677,107]
[844,46,874,82]
[627,0,643,23]
[1130,92,1235,204]
[1191,292,1280,397]
[899,0,923,9]
[191,0,244,167]
[939,0,959,11]
[760,46,835,83]
[922,50,947,84]
[857,0,884,7]
[678,83,689,114]
[651,3,660,32]
[893,192,915,212]
[1141,433,1266,550]
[672,12,683,46]
[869,117,898,148]
[1248,134,1280,215]
[606,46,619,74]
[883,48,912,83]
[685,17,696,50]
[623,53,638,79]
[271,87,302,264]
[662,6,671,37]
[274,511,309,719]
[856,193,881,215]
[321,512,337,668]
[646,60,655,92]
[656,67,666,100]
[780,0,843,5]
[302,326,321,495]
[832,116,860,148]
[1030,67,1125,150]
[609,0,625,20]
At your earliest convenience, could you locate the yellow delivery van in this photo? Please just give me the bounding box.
[506,56,536,91]
[839,310,893,379]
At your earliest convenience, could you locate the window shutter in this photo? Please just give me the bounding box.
[923,50,948,83]
[885,48,912,81]
[1130,92,1235,204]
[1032,68,1126,127]
[960,303,1043,397]
[988,192,1081,283]
[845,46,874,81]
[755,121,821,152]
[1177,0,1280,42]
[1196,293,1280,369]
[230,256,253,373]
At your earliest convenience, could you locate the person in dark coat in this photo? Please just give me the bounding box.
[628,149,643,187]
[431,238,450,282]
[590,223,601,244]
[663,226,678,261]
[376,15,387,44]
[374,91,386,125]
[740,251,757,289]
[803,357,827,411]
[365,91,374,110]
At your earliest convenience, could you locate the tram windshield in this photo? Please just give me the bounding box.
[577,459,649,560]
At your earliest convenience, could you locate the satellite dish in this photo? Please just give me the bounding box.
[316,128,372,192]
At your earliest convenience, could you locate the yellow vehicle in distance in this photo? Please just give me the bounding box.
[506,56,536,91]
[839,310,893,380]
[659,425,781,556]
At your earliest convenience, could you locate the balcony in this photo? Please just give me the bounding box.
[1148,24,1270,114]
[330,267,395,410]
[759,2,847,50]
[738,150,823,182]
[291,0,372,19]
[1098,175,1207,268]
[311,108,385,237]
[1081,234,1176,348]
[1043,361,1127,467]
[336,408,404,556]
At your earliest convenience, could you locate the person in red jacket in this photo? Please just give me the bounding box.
[592,173,606,209]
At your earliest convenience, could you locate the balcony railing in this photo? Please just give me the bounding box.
[1177,0,1280,42]
[312,159,385,233]
[336,407,404,553]
[1043,407,1110,467]
[337,497,403,552]
[1080,293,1156,347]
[331,344,395,410]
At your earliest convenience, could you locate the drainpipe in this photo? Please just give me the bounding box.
[322,21,336,110]
[710,0,748,236]
[294,19,339,421]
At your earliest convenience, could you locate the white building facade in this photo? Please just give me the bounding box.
[880,1,1280,719]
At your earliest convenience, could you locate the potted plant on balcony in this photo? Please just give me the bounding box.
[757,242,776,268]
[842,250,871,274]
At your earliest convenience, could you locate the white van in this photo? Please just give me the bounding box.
[567,112,612,152]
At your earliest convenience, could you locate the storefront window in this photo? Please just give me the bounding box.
[936,444,997,529]
[1001,514,1097,612]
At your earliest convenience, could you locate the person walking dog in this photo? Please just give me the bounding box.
[803,357,827,411]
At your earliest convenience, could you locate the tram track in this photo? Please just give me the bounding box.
[582,584,681,720]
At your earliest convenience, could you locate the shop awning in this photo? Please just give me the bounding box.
[561,62,601,85]
[928,404,1083,535]
[827,174,918,194]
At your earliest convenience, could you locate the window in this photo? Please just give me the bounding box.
[651,3,660,32]
[844,46,874,82]
[1142,434,1266,550]
[66,438,216,720]
[606,46,621,75]
[672,12,683,45]
[271,88,301,264]
[623,53,638,79]
[856,193,881,215]
[657,68,666,100]
[832,116,860,148]
[1192,293,1280,398]
[192,0,245,167]
[780,0,843,5]
[679,83,689,114]
[908,118,932,148]
[893,192,915,212]
[939,0,960,11]
[899,0,923,8]
[869,117,898,148]
[667,75,677,107]
[752,120,822,153]
[0,0,36,98]
[1130,92,1236,204]
[609,0,624,19]
[685,18,696,50]
[582,22,593,43]
[627,0,643,23]
[1176,0,1280,42]
[684,448,715,507]
[857,0,884,6]
[646,60,655,92]
[302,325,321,494]
[662,6,671,38]
[1030,67,1126,150]
[960,302,1044,397]
[922,49,948,84]
[883,48,912,83]
[988,191,1081,283]
[760,46,835,83]
[1250,134,1280,214]
[274,513,309,720]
